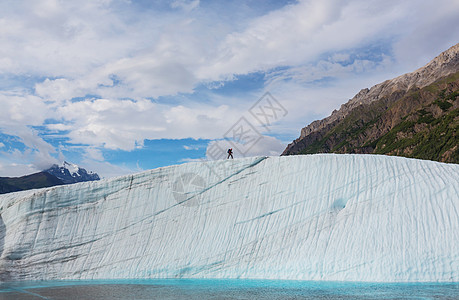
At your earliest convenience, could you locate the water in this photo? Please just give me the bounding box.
[0,279,458,299]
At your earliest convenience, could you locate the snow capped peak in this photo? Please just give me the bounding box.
[61,161,80,175]
[45,161,100,184]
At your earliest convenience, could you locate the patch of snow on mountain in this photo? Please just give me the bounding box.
[62,161,79,175]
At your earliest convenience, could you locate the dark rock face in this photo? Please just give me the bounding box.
[283,43,459,163]
[0,172,64,195]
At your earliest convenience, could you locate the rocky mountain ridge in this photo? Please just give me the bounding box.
[283,43,459,162]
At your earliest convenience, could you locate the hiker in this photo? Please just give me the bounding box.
[227,148,233,159]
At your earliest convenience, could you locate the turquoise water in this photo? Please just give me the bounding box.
[0,279,458,299]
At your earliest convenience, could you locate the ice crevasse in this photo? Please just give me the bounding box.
[0,154,458,282]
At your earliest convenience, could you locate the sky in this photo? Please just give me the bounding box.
[0,0,458,178]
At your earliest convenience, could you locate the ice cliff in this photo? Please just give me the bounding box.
[0,155,458,282]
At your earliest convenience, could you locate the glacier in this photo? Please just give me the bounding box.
[0,154,458,282]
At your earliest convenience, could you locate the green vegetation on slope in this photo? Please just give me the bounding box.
[298,72,459,163]
[374,90,459,162]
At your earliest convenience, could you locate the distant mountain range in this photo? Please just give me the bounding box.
[282,43,459,163]
[0,162,100,195]
[0,172,64,195]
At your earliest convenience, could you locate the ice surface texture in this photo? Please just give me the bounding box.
[0,154,458,282]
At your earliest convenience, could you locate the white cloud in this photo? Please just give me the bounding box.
[0,91,58,171]
[3,0,458,96]
[23,0,456,102]
[5,0,456,103]
[183,145,199,150]
[51,98,245,151]
[0,1,134,77]
[197,0,402,80]
[392,1,459,70]
[85,147,105,161]
[0,161,39,177]
[35,78,80,103]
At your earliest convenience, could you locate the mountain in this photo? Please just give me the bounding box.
[0,162,100,195]
[0,155,457,282]
[44,161,100,184]
[282,43,459,163]
[0,172,64,195]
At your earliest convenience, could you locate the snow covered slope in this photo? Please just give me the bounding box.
[0,155,458,282]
